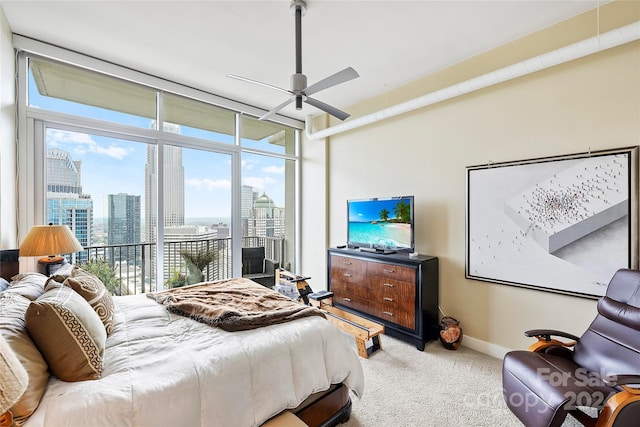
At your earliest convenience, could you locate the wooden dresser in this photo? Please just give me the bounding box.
[327,248,439,351]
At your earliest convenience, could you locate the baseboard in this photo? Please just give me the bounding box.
[461,335,511,360]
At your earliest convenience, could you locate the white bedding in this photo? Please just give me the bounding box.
[24,293,364,427]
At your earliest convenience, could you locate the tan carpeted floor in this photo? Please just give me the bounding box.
[341,334,583,427]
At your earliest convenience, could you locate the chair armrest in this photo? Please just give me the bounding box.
[525,329,579,353]
[525,329,580,342]
[264,259,279,275]
[604,374,640,390]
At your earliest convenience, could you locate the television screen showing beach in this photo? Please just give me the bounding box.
[348,198,412,248]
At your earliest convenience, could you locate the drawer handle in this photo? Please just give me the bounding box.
[383,297,394,302]
[383,283,394,288]
[343,273,352,277]
[343,261,352,265]
[342,297,352,302]
[383,269,395,273]
[383,311,394,316]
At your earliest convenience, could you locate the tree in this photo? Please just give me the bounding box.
[81,258,121,295]
[379,208,390,222]
[180,249,218,286]
[393,200,411,223]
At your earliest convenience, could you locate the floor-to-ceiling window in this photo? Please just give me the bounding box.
[18,49,301,292]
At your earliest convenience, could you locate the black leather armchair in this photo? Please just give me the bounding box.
[502,269,640,427]
[241,247,279,288]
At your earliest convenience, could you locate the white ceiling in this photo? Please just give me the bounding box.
[1,0,602,122]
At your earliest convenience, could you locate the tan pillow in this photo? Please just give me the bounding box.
[0,293,50,424]
[5,273,48,301]
[26,286,106,382]
[63,266,115,335]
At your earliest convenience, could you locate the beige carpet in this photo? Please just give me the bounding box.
[341,334,583,427]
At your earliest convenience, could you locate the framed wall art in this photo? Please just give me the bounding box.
[465,146,638,298]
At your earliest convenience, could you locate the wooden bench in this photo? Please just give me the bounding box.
[309,292,384,359]
[276,269,384,359]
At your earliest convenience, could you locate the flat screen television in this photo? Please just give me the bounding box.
[347,196,414,253]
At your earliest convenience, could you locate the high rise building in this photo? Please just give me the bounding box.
[144,124,187,285]
[241,185,259,236]
[46,149,93,263]
[144,124,185,243]
[247,192,285,238]
[106,193,141,265]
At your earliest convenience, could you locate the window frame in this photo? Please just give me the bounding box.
[16,48,301,289]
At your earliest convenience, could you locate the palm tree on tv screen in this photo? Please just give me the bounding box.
[379,208,390,222]
[394,200,410,223]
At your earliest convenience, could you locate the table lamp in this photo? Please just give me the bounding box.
[0,335,28,427]
[19,224,84,276]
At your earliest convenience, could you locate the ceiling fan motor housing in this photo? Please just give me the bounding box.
[291,73,307,110]
[291,73,307,93]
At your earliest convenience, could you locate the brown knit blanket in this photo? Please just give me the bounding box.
[147,277,325,331]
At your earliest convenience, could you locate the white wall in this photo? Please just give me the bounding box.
[301,2,640,355]
[0,5,16,249]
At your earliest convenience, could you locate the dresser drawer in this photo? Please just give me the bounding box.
[367,262,415,282]
[377,304,415,330]
[330,278,369,299]
[332,289,378,317]
[369,277,415,329]
[370,277,415,302]
[330,255,367,282]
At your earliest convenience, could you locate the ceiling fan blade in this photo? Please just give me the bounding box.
[227,74,291,96]
[304,67,360,97]
[259,97,295,121]
[305,96,350,121]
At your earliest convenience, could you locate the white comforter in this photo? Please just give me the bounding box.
[25,293,364,427]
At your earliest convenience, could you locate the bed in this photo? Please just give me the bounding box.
[0,268,364,427]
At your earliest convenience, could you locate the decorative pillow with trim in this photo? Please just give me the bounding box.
[4,273,48,301]
[62,266,114,335]
[0,293,50,423]
[25,285,106,382]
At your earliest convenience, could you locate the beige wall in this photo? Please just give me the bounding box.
[301,2,640,355]
[0,5,17,249]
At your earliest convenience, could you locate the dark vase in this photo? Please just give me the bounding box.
[439,316,463,350]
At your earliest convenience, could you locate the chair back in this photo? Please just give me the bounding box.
[573,269,640,379]
[242,247,266,275]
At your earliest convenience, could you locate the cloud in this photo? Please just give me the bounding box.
[242,177,265,191]
[262,165,284,175]
[186,177,231,190]
[47,129,130,160]
[242,159,255,171]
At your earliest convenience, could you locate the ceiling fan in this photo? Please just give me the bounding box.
[227,0,359,121]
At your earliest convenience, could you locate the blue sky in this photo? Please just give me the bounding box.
[348,197,412,223]
[32,73,286,220]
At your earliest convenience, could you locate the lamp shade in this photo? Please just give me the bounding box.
[19,224,83,258]
[0,334,28,415]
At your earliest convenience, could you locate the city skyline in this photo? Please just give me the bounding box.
[46,129,286,221]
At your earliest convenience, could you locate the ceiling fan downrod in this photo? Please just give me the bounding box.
[291,0,307,110]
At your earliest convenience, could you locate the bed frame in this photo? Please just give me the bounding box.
[290,383,352,427]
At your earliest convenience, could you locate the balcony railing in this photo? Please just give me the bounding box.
[75,236,285,296]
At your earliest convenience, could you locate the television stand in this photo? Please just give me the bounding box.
[328,248,439,351]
